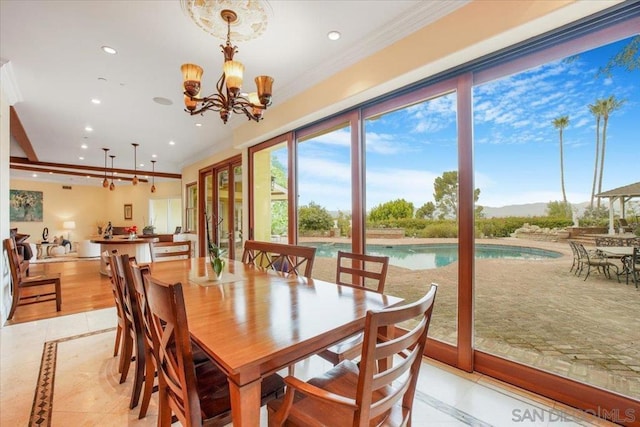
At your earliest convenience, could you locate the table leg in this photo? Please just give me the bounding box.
[228,377,261,427]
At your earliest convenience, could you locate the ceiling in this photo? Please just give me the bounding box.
[0,0,466,185]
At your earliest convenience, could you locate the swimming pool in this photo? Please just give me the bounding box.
[305,242,562,270]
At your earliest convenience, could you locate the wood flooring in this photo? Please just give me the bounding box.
[7,260,114,324]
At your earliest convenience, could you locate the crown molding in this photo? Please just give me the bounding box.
[276,0,469,101]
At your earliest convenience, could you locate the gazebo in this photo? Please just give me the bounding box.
[595,181,640,234]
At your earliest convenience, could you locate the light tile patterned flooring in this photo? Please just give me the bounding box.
[0,308,618,426]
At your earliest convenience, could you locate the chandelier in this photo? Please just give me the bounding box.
[181,9,273,123]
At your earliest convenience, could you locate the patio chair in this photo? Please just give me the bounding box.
[568,241,581,274]
[617,218,633,233]
[625,247,639,288]
[575,243,619,282]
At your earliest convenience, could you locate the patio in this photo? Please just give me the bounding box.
[305,237,640,400]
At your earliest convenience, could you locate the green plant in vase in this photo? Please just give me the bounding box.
[205,211,226,279]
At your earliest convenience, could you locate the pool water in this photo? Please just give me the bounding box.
[306,242,562,270]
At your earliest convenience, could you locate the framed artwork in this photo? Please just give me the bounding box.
[10,189,44,222]
[124,204,133,220]
[174,226,182,234]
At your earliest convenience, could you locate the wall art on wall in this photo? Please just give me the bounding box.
[10,189,44,222]
[124,204,133,220]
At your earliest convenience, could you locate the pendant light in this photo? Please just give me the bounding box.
[102,148,110,188]
[150,160,157,193]
[109,155,116,191]
[131,143,139,185]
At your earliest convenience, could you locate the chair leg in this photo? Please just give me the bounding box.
[129,339,146,409]
[583,264,591,281]
[138,347,156,419]
[119,333,134,383]
[157,381,173,427]
[113,324,122,357]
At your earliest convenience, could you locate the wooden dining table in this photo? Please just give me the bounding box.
[149,257,403,426]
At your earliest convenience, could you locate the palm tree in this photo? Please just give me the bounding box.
[552,115,570,204]
[596,95,625,207]
[588,100,604,209]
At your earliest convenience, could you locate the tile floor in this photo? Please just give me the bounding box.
[0,308,618,426]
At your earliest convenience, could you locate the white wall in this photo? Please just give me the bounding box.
[1,64,13,325]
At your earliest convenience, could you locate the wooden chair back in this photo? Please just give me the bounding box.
[111,254,141,339]
[357,284,437,424]
[335,251,389,293]
[128,259,159,418]
[3,237,61,320]
[242,240,316,278]
[111,253,148,405]
[143,275,203,427]
[129,261,154,356]
[268,284,438,426]
[4,237,26,283]
[150,241,192,262]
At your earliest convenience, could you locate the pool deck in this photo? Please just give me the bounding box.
[301,236,640,401]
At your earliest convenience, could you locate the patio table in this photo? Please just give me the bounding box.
[596,246,635,281]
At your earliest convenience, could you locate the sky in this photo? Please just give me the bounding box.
[286,35,639,212]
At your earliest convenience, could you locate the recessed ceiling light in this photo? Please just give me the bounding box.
[153,97,173,106]
[85,126,93,132]
[327,31,341,41]
[81,144,88,149]
[195,123,202,127]
[49,172,53,174]
[101,45,117,55]
[79,156,84,160]
[91,98,101,104]
[139,163,144,167]
[168,141,175,146]
[32,173,38,178]
[152,153,158,158]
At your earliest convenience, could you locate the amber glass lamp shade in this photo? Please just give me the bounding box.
[223,60,244,96]
[255,76,273,106]
[109,181,115,191]
[248,92,263,119]
[102,178,109,188]
[184,95,198,111]
[181,63,203,97]
[150,184,156,193]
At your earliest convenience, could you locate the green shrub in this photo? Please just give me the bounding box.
[366,216,574,239]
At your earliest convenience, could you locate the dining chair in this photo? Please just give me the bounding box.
[149,240,192,262]
[126,259,157,419]
[111,254,147,410]
[3,237,61,320]
[318,251,390,365]
[242,240,316,278]
[144,273,286,427]
[127,256,217,419]
[267,284,438,427]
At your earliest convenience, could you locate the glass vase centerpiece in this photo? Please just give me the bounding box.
[205,211,226,279]
[208,242,226,280]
